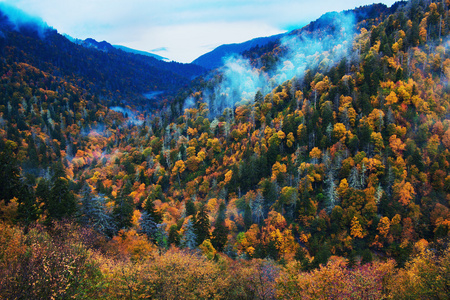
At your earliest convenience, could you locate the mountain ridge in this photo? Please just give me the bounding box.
[192,34,283,69]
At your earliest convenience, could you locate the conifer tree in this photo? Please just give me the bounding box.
[194,203,210,245]
[78,184,116,236]
[185,198,196,217]
[211,202,228,251]
[0,141,22,204]
[168,224,180,246]
[143,195,163,224]
[181,219,197,249]
[140,194,165,242]
[113,181,134,230]
[46,162,77,223]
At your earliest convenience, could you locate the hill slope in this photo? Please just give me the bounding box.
[2,2,450,298]
[0,9,205,107]
[192,34,283,69]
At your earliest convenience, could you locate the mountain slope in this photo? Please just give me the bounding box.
[3,3,450,297]
[113,44,168,61]
[0,9,205,107]
[192,34,283,70]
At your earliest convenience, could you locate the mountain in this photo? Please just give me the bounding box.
[192,34,283,69]
[68,36,169,61]
[0,10,205,108]
[73,37,116,52]
[191,2,406,71]
[113,45,168,61]
[3,1,450,298]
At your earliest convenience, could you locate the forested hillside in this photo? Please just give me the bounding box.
[0,9,205,107]
[1,1,450,298]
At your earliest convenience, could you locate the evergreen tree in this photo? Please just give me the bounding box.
[194,203,210,245]
[46,162,77,223]
[348,166,361,189]
[78,184,116,236]
[139,211,158,240]
[16,182,39,226]
[113,181,134,230]
[181,219,197,249]
[211,202,228,251]
[251,191,264,224]
[168,224,180,246]
[185,198,196,217]
[244,203,252,229]
[143,195,163,224]
[0,140,22,204]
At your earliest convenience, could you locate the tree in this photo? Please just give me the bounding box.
[168,224,180,246]
[348,166,361,189]
[211,202,228,251]
[0,140,37,225]
[185,198,196,217]
[393,180,415,206]
[350,216,365,239]
[181,219,197,249]
[78,184,116,236]
[113,182,134,230]
[16,184,39,226]
[0,141,21,205]
[46,162,77,222]
[172,160,186,185]
[251,191,264,224]
[139,212,158,241]
[195,204,210,245]
[143,195,163,224]
[325,171,338,212]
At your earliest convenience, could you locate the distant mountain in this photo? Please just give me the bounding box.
[113,45,168,61]
[192,34,283,70]
[68,36,170,61]
[75,37,116,52]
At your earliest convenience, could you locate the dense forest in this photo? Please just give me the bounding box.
[1,0,450,298]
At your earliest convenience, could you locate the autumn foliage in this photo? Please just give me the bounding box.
[2,0,450,298]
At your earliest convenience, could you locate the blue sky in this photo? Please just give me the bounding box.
[0,0,398,63]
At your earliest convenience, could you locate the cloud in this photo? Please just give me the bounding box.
[0,0,398,62]
[151,47,168,52]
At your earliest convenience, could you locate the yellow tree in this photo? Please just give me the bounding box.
[350,216,366,238]
[393,180,415,206]
[377,216,390,238]
[333,123,347,141]
[385,91,398,106]
[389,135,405,155]
[172,160,186,185]
[309,147,322,163]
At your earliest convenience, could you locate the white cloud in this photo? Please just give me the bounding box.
[0,0,398,62]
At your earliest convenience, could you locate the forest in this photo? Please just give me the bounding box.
[1,0,450,298]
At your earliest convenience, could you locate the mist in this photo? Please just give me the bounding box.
[110,106,144,126]
[0,3,50,38]
[188,11,357,117]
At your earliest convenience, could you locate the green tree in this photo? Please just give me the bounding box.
[0,140,21,204]
[113,181,134,230]
[195,203,210,245]
[45,162,76,223]
[168,224,180,246]
[211,202,228,251]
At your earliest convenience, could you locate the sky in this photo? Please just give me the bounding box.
[0,0,398,63]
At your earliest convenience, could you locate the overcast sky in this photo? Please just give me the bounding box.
[0,0,398,63]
